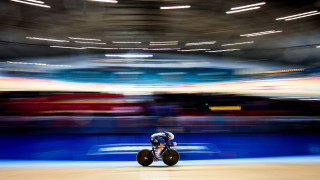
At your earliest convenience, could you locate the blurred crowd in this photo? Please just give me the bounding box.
[0,92,319,134]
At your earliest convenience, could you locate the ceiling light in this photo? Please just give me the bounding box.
[26,37,69,42]
[50,46,86,49]
[178,49,210,52]
[112,41,141,44]
[24,0,44,4]
[105,54,153,58]
[74,41,106,45]
[206,49,240,53]
[226,2,265,14]
[150,41,179,44]
[221,41,254,46]
[11,0,51,8]
[143,48,180,51]
[160,5,191,10]
[240,30,282,37]
[284,12,320,21]
[226,6,260,14]
[231,2,266,10]
[276,11,318,20]
[149,43,177,46]
[85,47,118,50]
[118,48,147,50]
[87,0,118,3]
[68,37,102,41]
[185,41,216,46]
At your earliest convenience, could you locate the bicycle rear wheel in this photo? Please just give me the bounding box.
[136,149,154,166]
[162,149,180,166]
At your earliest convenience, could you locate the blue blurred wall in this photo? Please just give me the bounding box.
[0,133,319,161]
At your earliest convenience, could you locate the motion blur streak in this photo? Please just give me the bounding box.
[10,0,51,8]
[230,2,266,10]
[226,6,261,14]
[160,5,191,10]
[285,12,320,21]
[68,37,102,41]
[87,0,118,3]
[26,37,69,42]
[276,11,318,20]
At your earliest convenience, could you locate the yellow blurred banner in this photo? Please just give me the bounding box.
[209,106,241,111]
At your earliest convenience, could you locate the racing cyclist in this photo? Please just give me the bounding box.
[150,131,176,160]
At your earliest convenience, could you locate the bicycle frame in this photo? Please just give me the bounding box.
[151,142,174,158]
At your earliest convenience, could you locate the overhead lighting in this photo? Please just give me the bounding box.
[11,0,51,8]
[226,6,261,14]
[149,41,178,45]
[317,46,320,48]
[112,41,141,44]
[118,48,147,50]
[150,41,179,44]
[276,11,319,21]
[185,41,216,46]
[226,2,265,14]
[68,37,102,41]
[85,47,118,50]
[149,43,177,46]
[160,5,191,10]
[284,12,320,21]
[231,2,266,10]
[178,49,210,52]
[87,0,118,3]
[144,48,180,51]
[50,46,86,50]
[23,0,44,4]
[74,41,106,45]
[105,54,153,58]
[221,41,254,46]
[240,30,282,37]
[26,37,69,42]
[206,49,240,53]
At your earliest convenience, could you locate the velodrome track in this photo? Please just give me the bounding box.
[1,134,320,179]
[1,156,320,180]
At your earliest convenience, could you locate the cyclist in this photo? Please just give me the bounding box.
[150,131,176,160]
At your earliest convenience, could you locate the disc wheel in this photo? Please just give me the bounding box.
[162,149,180,166]
[136,149,154,166]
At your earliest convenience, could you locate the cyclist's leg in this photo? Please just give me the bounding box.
[150,138,161,159]
[156,142,164,159]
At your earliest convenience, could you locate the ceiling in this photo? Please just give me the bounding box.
[0,0,319,66]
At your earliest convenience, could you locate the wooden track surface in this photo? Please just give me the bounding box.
[1,164,320,180]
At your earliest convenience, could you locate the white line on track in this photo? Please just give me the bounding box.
[1,155,320,169]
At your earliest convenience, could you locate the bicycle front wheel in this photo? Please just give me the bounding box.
[162,149,180,166]
[136,149,154,166]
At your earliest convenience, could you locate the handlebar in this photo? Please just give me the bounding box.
[168,142,177,146]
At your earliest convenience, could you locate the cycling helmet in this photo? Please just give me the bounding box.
[164,131,174,140]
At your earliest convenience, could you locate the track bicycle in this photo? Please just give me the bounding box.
[136,141,180,166]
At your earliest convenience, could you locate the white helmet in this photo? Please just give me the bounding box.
[165,131,174,140]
